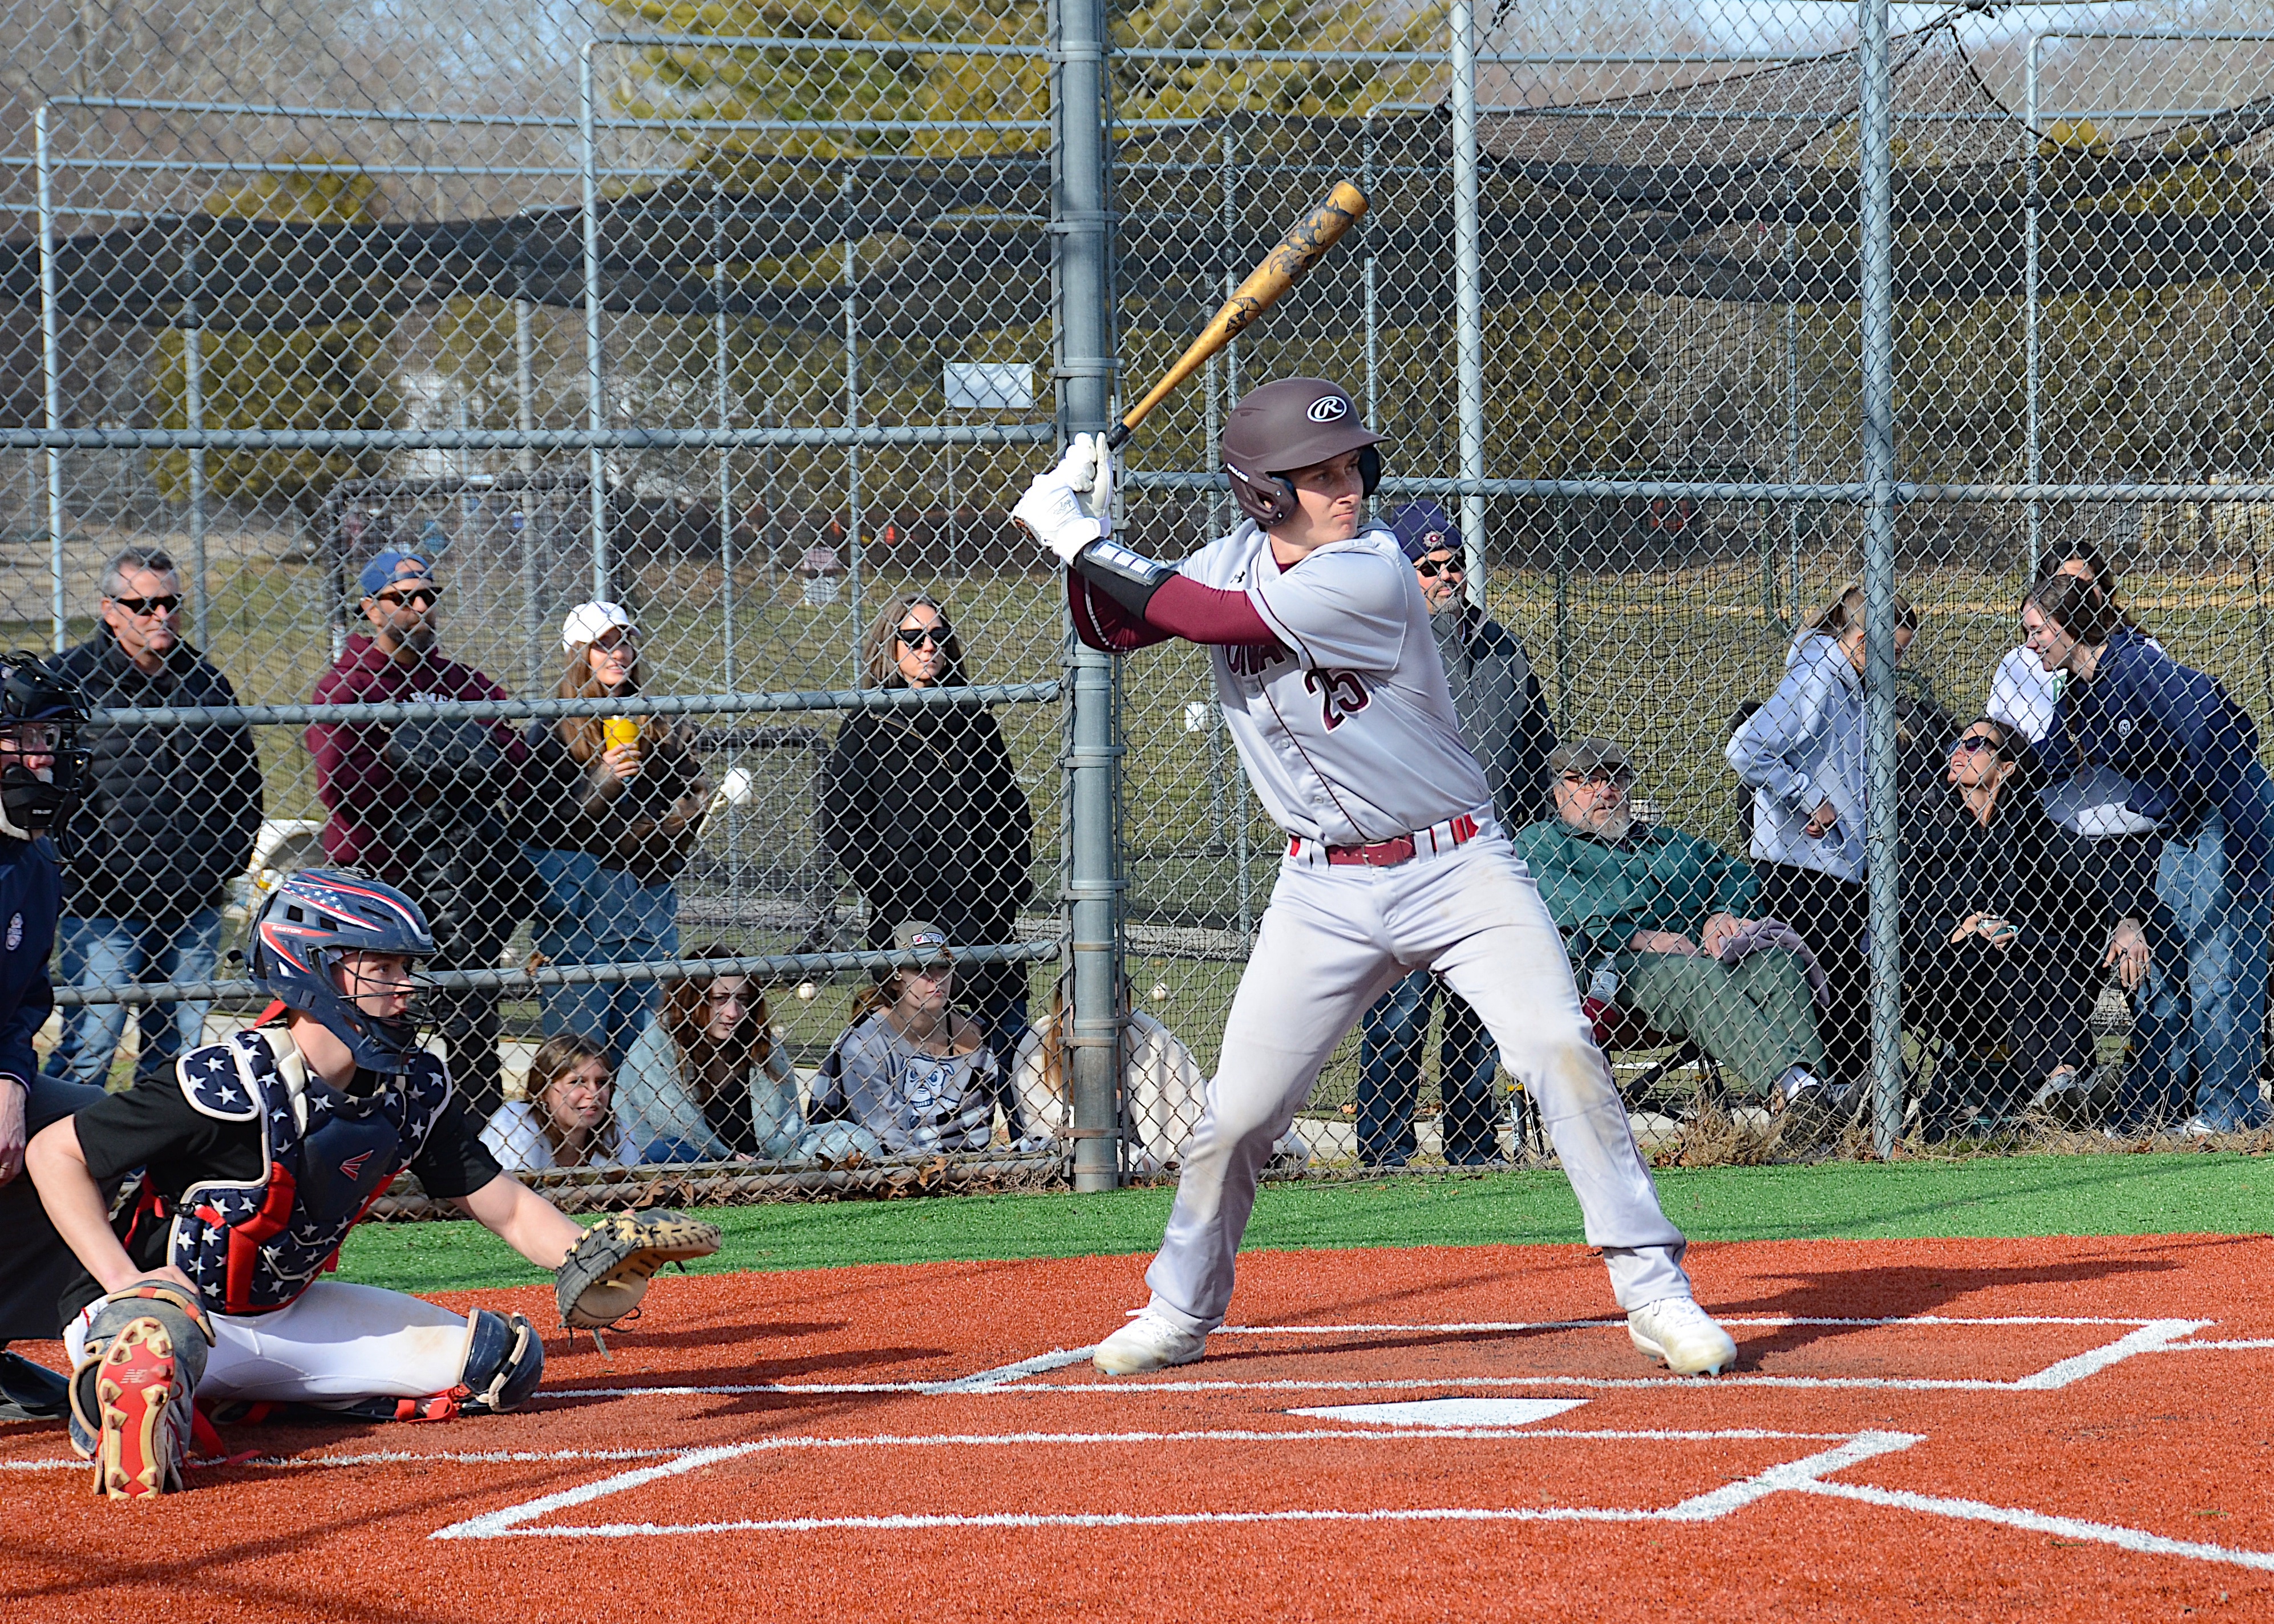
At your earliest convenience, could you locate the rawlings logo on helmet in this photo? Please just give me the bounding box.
[1306,395,1351,423]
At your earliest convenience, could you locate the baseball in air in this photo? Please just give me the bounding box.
[795,981,818,1001]
[1151,982,1169,1002]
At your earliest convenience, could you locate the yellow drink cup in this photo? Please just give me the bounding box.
[603,716,640,752]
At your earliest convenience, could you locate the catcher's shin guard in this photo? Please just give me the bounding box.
[455,1308,544,1415]
[68,1281,214,1500]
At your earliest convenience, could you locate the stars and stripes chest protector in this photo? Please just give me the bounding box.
[153,1028,451,1315]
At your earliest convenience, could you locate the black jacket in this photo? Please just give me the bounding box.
[519,720,704,886]
[55,633,263,926]
[819,696,1034,945]
[1899,782,2130,967]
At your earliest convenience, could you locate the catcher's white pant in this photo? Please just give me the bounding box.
[1143,816,1693,1333]
[66,1280,474,1406]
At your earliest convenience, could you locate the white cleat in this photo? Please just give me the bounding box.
[1091,1309,1209,1375]
[1626,1297,1738,1376]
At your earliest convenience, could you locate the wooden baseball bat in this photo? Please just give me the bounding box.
[1106,181,1369,451]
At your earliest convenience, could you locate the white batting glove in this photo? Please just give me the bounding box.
[1012,434,1112,565]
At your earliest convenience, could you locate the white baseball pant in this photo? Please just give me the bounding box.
[67,1279,475,1406]
[1143,816,1693,1332]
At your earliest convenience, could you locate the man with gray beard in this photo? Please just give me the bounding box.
[1513,738,1836,1135]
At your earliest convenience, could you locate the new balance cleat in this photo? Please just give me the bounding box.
[1091,1309,1208,1375]
[1626,1297,1738,1376]
[91,1317,187,1499]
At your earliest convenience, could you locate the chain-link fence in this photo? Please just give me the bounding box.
[8,1,2274,1204]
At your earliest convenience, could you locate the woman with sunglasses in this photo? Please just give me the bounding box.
[518,602,707,1067]
[820,594,1036,1050]
[1899,718,2113,1138]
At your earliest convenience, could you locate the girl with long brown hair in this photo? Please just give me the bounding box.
[615,946,804,1161]
[519,601,707,1066]
[480,1032,634,1171]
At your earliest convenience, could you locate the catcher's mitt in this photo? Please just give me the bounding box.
[555,1211,721,1331]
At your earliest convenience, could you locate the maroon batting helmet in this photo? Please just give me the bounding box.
[1221,377,1384,529]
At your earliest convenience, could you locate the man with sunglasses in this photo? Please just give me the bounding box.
[1352,503,1557,1167]
[308,550,531,1120]
[50,548,263,1092]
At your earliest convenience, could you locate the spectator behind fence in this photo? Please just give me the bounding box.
[1011,971,1308,1176]
[481,1031,636,1172]
[820,594,1035,1052]
[1353,503,1555,1167]
[1515,738,1835,1135]
[617,949,802,1163]
[307,549,533,1121]
[50,548,263,1090]
[519,601,706,1065]
[1899,717,2115,1137]
[1986,546,2155,747]
[2024,573,2274,1135]
[804,921,1031,1160]
[1726,584,1919,1091]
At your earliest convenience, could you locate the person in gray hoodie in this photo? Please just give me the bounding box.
[1352,503,1558,1165]
[1726,584,1918,1092]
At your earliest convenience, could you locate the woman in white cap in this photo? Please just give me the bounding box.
[519,601,707,1070]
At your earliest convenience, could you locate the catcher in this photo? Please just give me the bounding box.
[24,868,717,1499]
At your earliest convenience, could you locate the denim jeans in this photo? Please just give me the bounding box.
[1354,968,1502,1164]
[50,908,224,1088]
[2118,803,2274,1132]
[525,847,679,1067]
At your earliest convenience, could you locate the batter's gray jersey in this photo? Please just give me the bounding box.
[1180,520,1491,844]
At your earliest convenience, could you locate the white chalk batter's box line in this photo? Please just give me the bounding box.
[421,1421,2274,1573]
[536,1314,2239,1400]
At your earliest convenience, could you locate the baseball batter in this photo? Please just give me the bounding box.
[1013,377,1736,1376]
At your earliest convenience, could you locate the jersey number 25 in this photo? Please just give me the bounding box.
[1304,669,1371,731]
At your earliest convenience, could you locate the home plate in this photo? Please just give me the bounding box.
[1289,1398,1590,1428]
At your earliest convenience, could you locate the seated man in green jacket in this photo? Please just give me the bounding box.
[1514,739,1838,1135]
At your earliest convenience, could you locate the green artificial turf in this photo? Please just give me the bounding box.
[337,1152,2270,1296]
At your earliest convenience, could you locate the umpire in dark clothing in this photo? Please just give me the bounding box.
[50,548,262,1090]
[820,593,1035,1050]
[1356,504,1558,1165]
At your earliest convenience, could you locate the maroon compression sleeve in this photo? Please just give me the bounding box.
[1140,573,1279,646]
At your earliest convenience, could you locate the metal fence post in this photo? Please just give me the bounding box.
[36,103,66,654]
[1858,0,1904,1159]
[576,44,610,601]
[1056,0,1122,1193]
[1449,5,1488,600]
[183,236,209,649]
[2024,37,2044,577]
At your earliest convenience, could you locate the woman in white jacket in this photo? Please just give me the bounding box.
[1011,975,1309,1175]
[1727,585,1917,1094]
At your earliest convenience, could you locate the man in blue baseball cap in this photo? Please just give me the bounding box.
[307,547,532,1121]
[1355,501,1559,1167]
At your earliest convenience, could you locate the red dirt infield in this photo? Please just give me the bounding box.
[6,1233,2274,1622]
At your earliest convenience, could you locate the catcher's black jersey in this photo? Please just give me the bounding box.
[63,1027,499,1321]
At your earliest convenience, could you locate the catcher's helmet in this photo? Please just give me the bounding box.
[250,869,437,1076]
[0,650,89,842]
[1221,377,1384,529]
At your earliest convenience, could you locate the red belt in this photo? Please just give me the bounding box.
[1292,814,1480,867]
